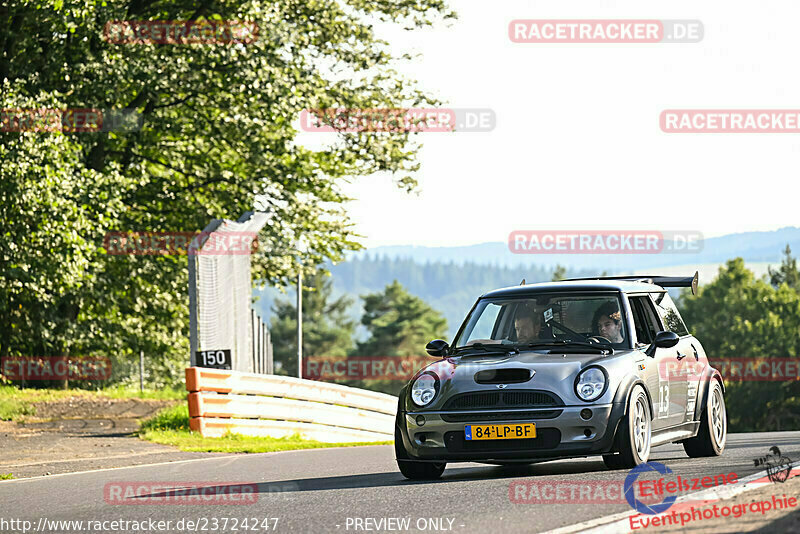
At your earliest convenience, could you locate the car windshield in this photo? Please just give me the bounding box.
[453,293,629,349]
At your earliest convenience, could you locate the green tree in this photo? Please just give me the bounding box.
[270,270,355,377]
[680,258,800,431]
[354,281,447,394]
[768,245,800,290]
[1,0,455,386]
[357,280,448,357]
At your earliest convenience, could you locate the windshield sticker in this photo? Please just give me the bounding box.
[543,308,554,322]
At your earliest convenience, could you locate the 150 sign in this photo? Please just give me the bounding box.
[196,349,232,370]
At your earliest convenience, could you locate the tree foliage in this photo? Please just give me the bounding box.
[0,0,454,385]
[680,253,800,431]
[356,280,448,356]
[350,280,447,394]
[768,245,800,290]
[269,269,356,377]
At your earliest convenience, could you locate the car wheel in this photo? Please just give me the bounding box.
[682,380,726,457]
[602,453,624,470]
[613,385,651,469]
[394,419,445,480]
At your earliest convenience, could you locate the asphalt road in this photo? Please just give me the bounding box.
[1,432,798,534]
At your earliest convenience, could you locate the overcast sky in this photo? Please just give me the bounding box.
[326,1,798,248]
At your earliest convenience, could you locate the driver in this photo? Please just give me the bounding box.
[592,301,624,343]
[514,303,542,343]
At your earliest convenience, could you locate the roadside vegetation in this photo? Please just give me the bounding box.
[138,404,390,453]
[680,248,800,432]
[0,385,184,421]
[1,0,454,391]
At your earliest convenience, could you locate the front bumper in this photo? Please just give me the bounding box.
[399,402,625,462]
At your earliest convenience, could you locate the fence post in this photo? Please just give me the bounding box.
[188,246,198,367]
[258,315,264,375]
[266,325,273,374]
[251,309,257,373]
[297,271,303,378]
[261,321,267,374]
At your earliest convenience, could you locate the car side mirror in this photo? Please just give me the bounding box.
[426,339,450,357]
[645,331,680,357]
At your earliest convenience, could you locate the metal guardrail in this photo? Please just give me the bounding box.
[185,367,396,442]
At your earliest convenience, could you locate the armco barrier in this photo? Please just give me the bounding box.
[185,367,397,442]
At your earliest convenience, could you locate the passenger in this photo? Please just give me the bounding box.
[514,304,542,343]
[592,301,624,343]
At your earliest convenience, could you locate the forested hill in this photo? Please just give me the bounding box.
[328,255,562,300]
[351,227,800,270]
[256,256,595,341]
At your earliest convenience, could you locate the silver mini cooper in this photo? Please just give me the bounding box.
[395,274,727,479]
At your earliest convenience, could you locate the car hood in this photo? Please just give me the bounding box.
[411,348,641,410]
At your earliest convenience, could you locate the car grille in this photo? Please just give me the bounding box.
[474,368,532,384]
[442,390,562,411]
[444,428,561,452]
[441,410,562,422]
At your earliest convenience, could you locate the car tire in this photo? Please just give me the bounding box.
[395,418,445,480]
[682,379,726,458]
[602,453,624,470]
[613,385,652,469]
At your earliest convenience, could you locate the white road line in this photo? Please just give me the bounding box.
[0,455,247,483]
[543,462,800,534]
[0,443,391,483]
[0,450,186,468]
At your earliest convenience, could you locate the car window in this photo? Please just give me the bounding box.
[453,294,628,347]
[629,296,660,345]
[471,302,502,340]
[653,292,690,336]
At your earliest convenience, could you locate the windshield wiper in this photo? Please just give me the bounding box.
[519,340,614,354]
[452,343,520,355]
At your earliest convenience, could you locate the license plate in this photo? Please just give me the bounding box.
[465,423,536,441]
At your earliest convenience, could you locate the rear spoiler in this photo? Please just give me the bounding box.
[563,271,699,295]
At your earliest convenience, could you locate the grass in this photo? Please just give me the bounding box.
[97,384,185,400]
[0,385,95,404]
[0,398,36,421]
[0,387,39,421]
[0,384,184,402]
[0,473,14,480]
[138,403,191,432]
[142,429,392,453]
[138,403,392,453]
[0,385,184,421]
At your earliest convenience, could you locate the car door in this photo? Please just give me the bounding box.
[628,295,687,428]
[652,292,702,424]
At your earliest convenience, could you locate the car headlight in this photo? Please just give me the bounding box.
[575,367,607,402]
[411,372,439,407]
